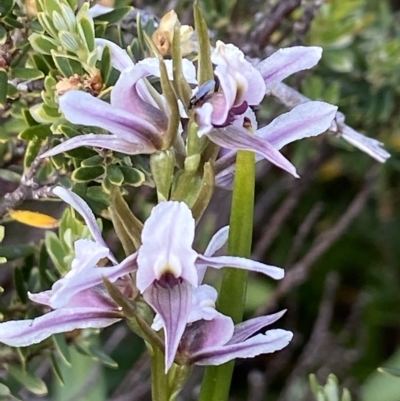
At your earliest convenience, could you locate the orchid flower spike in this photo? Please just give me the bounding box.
[136,201,284,371]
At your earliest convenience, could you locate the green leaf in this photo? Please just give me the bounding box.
[0,168,21,182]
[50,354,65,386]
[58,31,80,52]
[2,15,23,29]
[53,334,72,366]
[6,364,48,395]
[41,0,62,15]
[45,231,69,274]
[24,137,43,169]
[0,69,8,106]
[29,103,60,124]
[19,124,51,140]
[72,165,105,182]
[81,155,104,167]
[0,25,7,45]
[100,44,112,86]
[13,268,28,303]
[0,244,35,260]
[29,33,59,55]
[75,344,118,368]
[106,164,124,186]
[0,0,15,17]
[51,51,83,76]
[120,166,145,186]
[11,67,44,81]
[378,366,400,378]
[0,382,11,397]
[77,16,95,52]
[94,6,133,24]
[52,10,69,32]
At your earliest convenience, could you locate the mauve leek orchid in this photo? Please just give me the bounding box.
[135,201,285,371]
[0,189,290,372]
[0,187,136,347]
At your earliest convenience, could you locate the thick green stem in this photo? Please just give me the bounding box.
[199,149,255,401]
[151,346,170,401]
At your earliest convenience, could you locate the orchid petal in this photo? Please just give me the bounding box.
[137,202,198,292]
[256,46,322,93]
[206,127,299,177]
[94,38,134,72]
[257,101,338,149]
[198,226,229,283]
[181,313,234,359]
[59,91,160,145]
[144,280,192,371]
[41,134,154,158]
[111,66,169,131]
[0,308,121,347]
[204,226,230,257]
[49,253,137,308]
[196,254,284,280]
[229,310,287,344]
[193,329,293,366]
[53,188,116,263]
[341,126,390,163]
[188,285,219,323]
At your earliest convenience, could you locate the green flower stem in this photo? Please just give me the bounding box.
[151,346,170,401]
[199,149,255,401]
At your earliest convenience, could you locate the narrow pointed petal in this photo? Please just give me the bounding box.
[341,126,390,163]
[143,281,192,371]
[198,226,229,283]
[50,253,138,308]
[193,329,293,366]
[204,226,230,257]
[257,102,338,150]
[59,91,160,145]
[53,187,117,263]
[256,46,322,93]
[137,202,198,292]
[229,310,287,344]
[196,254,284,280]
[0,308,121,347]
[206,127,299,177]
[94,38,133,71]
[41,134,154,159]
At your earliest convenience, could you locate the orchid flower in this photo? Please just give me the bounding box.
[214,101,338,189]
[135,201,284,371]
[0,187,136,347]
[174,285,292,366]
[189,42,331,178]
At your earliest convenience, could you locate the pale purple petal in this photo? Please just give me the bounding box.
[180,313,234,358]
[59,91,160,146]
[187,285,219,323]
[206,127,299,177]
[196,103,214,137]
[111,66,169,132]
[256,46,322,93]
[53,188,116,263]
[144,280,192,371]
[198,226,230,283]
[257,101,338,150]
[137,202,198,292]
[41,134,154,158]
[196,254,284,280]
[229,310,286,344]
[193,329,293,365]
[204,226,229,257]
[50,253,137,308]
[71,239,110,274]
[212,41,265,106]
[94,38,134,72]
[341,126,390,163]
[0,308,121,347]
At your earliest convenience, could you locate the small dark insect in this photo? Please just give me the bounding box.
[189,79,216,109]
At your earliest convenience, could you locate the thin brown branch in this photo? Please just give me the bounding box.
[258,167,378,315]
